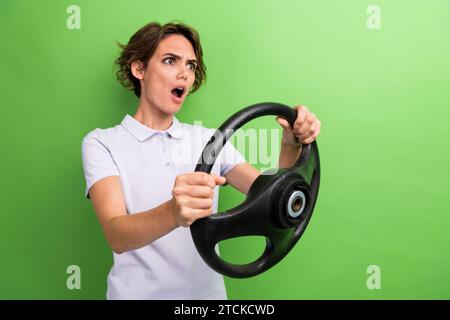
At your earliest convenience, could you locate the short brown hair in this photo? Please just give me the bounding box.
[115,22,206,97]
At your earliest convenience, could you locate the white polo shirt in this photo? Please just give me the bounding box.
[81,114,246,300]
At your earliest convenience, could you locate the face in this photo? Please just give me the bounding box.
[132,34,198,115]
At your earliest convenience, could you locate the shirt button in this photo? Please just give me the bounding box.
[165,162,170,167]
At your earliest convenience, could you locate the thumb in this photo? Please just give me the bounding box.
[210,173,227,186]
[276,117,292,131]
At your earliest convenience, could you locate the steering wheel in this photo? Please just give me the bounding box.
[190,102,321,278]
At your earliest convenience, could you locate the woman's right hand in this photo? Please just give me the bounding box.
[170,172,227,227]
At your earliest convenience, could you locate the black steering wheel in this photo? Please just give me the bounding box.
[190,102,321,278]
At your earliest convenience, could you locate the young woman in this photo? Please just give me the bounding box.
[81,22,321,300]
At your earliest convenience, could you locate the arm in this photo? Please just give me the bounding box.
[89,173,226,254]
[224,144,301,195]
[89,176,178,254]
[278,143,302,168]
[224,162,260,195]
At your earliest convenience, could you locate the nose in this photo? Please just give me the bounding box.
[177,65,188,81]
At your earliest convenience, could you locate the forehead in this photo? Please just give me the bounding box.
[154,34,196,59]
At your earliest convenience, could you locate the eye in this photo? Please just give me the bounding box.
[187,63,197,71]
[163,57,175,64]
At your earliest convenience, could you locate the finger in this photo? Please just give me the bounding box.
[186,197,214,210]
[303,117,320,138]
[303,135,317,144]
[276,117,292,131]
[185,172,215,188]
[184,208,213,226]
[298,113,315,135]
[302,124,320,144]
[210,173,227,186]
[186,186,214,198]
[314,119,321,138]
[299,120,317,140]
[193,208,214,220]
[294,106,307,130]
[294,105,309,113]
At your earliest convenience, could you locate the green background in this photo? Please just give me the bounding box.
[1,0,449,299]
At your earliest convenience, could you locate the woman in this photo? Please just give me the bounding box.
[81,22,321,300]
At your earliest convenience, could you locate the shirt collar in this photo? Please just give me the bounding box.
[121,114,183,142]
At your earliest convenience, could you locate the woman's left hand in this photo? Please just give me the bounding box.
[276,105,321,146]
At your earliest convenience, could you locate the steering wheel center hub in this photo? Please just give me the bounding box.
[288,190,306,218]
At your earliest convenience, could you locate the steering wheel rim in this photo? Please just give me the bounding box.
[191,102,321,278]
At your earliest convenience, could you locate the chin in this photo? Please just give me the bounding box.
[161,103,183,115]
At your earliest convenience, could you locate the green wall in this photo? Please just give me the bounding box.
[0,0,449,299]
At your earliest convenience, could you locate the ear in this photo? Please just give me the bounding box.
[130,60,145,80]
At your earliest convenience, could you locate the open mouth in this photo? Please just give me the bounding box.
[171,87,185,99]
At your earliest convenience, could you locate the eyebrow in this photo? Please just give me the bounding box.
[162,52,198,65]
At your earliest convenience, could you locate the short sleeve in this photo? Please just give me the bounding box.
[219,140,247,176]
[81,130,120,199]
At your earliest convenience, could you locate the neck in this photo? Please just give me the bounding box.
[133,99,173,131]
